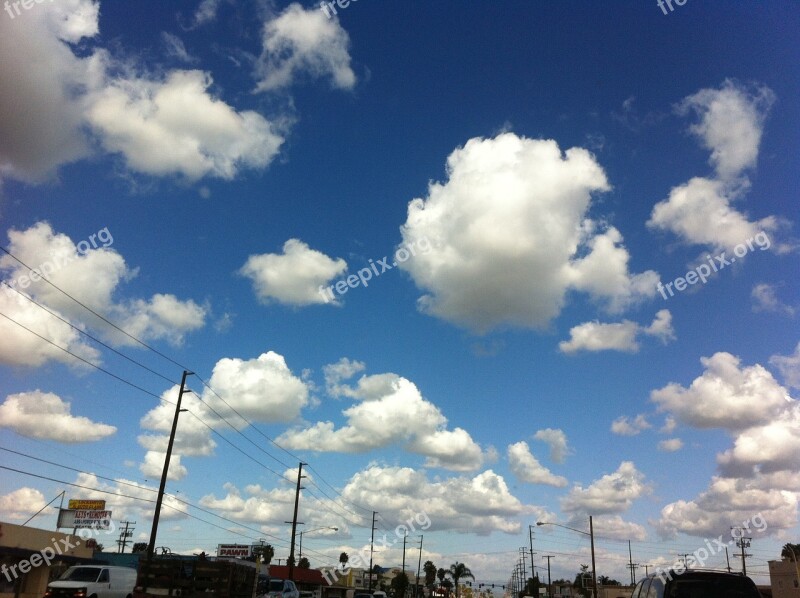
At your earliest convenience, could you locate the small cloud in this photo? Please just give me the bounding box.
[611,414,651,436]
[161,32,197,64]
[752,283,795,316]
[658,438,683,452]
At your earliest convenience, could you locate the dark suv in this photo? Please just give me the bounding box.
[631,569,761,598]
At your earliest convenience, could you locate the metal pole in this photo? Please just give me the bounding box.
[544,556,553,598]
[288,462,306,581]
[147,370,191,560]
[415,535,423,598]
[589,516,597,598]
[369,512,377,592]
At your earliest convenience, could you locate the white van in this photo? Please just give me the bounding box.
[45,565,138,598]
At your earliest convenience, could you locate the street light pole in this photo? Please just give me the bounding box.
[536,518,598,598]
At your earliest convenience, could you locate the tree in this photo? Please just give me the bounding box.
[782,543,800,561]
[251,544,274,565]
[392,572,410,598]
[340,552,349,570]
[447,562,475,598]
[424,561,438,588]
[523,576,541,598]
[598,576,620,586]
[298,557,310,569]
[131,543,148,554]
[572,565,591,598]
[437,568,447,588]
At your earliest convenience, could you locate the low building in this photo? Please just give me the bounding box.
[769,559,800,598]
[0,521,94,598]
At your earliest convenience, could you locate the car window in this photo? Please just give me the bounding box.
[61,568,101,582]
[269,580,284,592]
[97,570,109,583]
[670,577,760,598]
[645,577,664,598]
[631,579,648,598]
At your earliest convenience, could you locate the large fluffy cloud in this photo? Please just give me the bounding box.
[653,475,797,539]
[533,428,571,464]
[0,286,100,367]
[651,352,790,430]
[559,309,674,354]
[771,343,800,390]
[0,0,287,184]
[561,461,651,515]
[0,0,99,182]
[0,487,50,520]
[648,81,785,254]
[507,441,568,487]
[239,239,347,306]
[254,3,356,92]
[277,359,487,471]
[0,222,207,352]
[648,351,799,538]
[676,79,774,181]
[398,133,658,333]
[0,391,116,442]
[86,68,284,180]
[138,351,311,479]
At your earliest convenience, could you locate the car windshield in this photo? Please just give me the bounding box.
[60,568,101,582]
[269,580,285,592]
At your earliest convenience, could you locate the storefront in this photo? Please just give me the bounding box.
[0,521,94,598]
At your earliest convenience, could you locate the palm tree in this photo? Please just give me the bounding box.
[447,562,474,598]
[782,543,800,561]
[437,568,447,593]
[340,552,349,570]
[424,561,437,589]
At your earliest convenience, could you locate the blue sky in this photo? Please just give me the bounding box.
[0,0,798,588]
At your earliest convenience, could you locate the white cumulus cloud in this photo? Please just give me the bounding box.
[239,239,347,306]
[399,133,658,333]
[0,391,116,442]
[254,3,356,92]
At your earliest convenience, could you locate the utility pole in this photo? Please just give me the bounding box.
[737,536,751,576]
[520,548,527,583]
[287,462,307,581]
[642,565,652,577]
[589,516,597,598]
[627,540,638,585]
[147,370,192,561]
[369,512,377,592]
[528,526,536,590]
[117,521,135,553]
[415,535,423,598]
[725,548,731,573]
[543,556,553,598]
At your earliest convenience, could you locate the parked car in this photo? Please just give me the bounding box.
[265,579,299,598]
[45,566,137,598]
[631,569,761,598]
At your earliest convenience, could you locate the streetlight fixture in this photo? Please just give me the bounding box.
[298,526,339,560]
[536,518,597,598]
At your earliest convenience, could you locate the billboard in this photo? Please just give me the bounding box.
[68,499,106,510]
[58,509,113,529]
[217,544,252,557]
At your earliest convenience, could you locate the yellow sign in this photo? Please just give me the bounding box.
[68,499,106,510]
